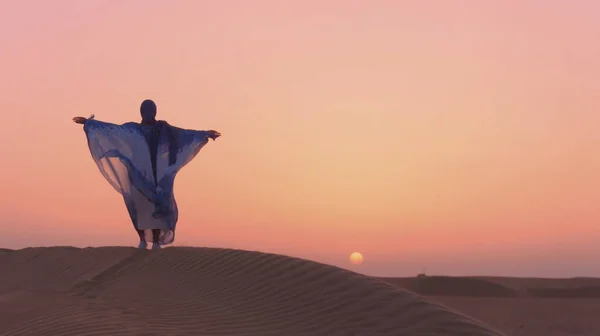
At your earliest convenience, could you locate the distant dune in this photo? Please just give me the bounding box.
[0,247,502,336]
[380,275,600,335]
[382,275,600,298]
[382,276,519,298]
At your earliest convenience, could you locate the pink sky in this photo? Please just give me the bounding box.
[0,0,599,277]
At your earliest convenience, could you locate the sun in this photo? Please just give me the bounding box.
[349,252,364,265]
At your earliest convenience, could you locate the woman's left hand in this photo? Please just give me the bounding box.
[207,130,221,140]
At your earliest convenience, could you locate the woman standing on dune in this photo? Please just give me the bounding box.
[73,99,221,250]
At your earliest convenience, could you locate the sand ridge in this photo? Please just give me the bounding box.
[0,247,503,336]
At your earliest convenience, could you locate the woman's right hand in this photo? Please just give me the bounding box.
[72,116,88,124]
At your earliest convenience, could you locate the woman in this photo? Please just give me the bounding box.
[73,99,221,249]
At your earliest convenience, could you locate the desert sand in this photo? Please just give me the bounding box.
[3,248,597,335]
[382,276,600,335]
[0,247,503,336]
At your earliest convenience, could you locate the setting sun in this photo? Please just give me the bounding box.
[349,252,364,265]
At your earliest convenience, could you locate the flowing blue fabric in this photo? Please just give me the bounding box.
[83,117,211,245]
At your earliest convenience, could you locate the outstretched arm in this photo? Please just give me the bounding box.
[162,121,221,141]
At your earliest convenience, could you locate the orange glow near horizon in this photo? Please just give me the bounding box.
[1,0,600,277]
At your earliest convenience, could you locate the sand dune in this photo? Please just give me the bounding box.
[383,275,600,298]
[0,247,502,336]
[432,296,600,336]
[476,276,600,298]
[381,277,518,298]
[380,276,600,335]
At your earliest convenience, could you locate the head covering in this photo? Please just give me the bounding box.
[140,99,157,122]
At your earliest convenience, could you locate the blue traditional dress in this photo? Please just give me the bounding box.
[83,116,212,245]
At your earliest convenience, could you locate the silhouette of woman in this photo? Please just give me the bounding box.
[73,99,221,249]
